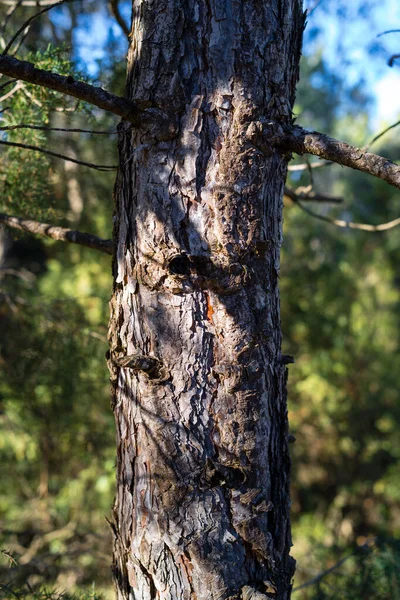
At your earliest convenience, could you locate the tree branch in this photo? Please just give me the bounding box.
[388,54,400,67]
[288,160,333,171]
[292,197,400,232]
[0,1,63,5]
[0,139,118,170]
[280,126,400,190]
[2,0,69,55]
[0,54,150,124]
[292,540,373,593]
[108,0,130,39]
[365,118,400,150]
[377,29,400,37]
[284,185,342,203]
[0,123,118,134]
[0,212,113,254]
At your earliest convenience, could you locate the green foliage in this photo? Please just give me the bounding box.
[0,49,116,595]
[285,52,400,595]
[0,248,115,591]
[0,44,92,220]
[295,538,400,599]
[1,4,399,599]
[0,5,120,597]
[0,584,103,600]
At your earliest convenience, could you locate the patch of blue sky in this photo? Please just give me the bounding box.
[49,2,130,77]
[73,6,127,76]
[49,0,398,128]
[304,0,400,126]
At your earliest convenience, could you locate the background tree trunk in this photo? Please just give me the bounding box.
[108,1,304,598]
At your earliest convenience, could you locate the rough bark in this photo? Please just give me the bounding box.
[280,126,400,190]
[108,2,304,599]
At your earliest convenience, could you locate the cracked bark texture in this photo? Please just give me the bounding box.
[108,1,304,598]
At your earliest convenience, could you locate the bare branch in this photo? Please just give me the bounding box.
[109,0,130,39]
[287,160,333,171]
[284,185,342,204]
[388,54,400,67]
[293,540,373,593]
[280,126,400,190]
[0,76,18,91]
[292,197,400,232]
[0,123,118,134]
[2,0,70,55]
[0,212,113,254]
[377,29,400,37]
[365,118,400,150]
[0,266,36,282]
[0,80,22,101]
[306,0,324,16]
[0,139,117,170]
[0,54,151,124]
[0,0,63,5]
[0,0,24,42]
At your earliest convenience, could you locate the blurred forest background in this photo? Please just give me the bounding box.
[0,0,399,598]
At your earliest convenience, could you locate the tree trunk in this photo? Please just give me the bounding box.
[108,1,304,598]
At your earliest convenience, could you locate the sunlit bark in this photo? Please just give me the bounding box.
[108,2,304,598]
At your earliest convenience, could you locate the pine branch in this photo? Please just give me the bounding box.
[281,126,400,190]
[0,123,117,134]
[0,139,117,170]
[0,54,149,124]
[0,212,113,254]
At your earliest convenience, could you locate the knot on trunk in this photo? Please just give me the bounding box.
[110,352,168,381]
[167,253,251,295]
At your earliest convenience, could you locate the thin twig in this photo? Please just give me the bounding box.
[287,160,333,171]
[1,548,18,566]
[365,119,400,150]
[0,211,114,254]
[292,197,400,232]
[292,540,373,593]
[0,139,118,170]
[109,0,130,39]
[2,0,71,55]
[0,123,118,134]
[0,76,17,91]
[306,155,314,187]
[388,54,400,67]
[0,0,63,5]
[307,0,324,16]
[0,0,24,41]
[10,22,30,54]
[0,80,22,101]
[0,267,36,282]
[284,185,342,204]
[20,83,42,106]
[377,29,400,37]
[0,582,21,599]
[0,81,23,102]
